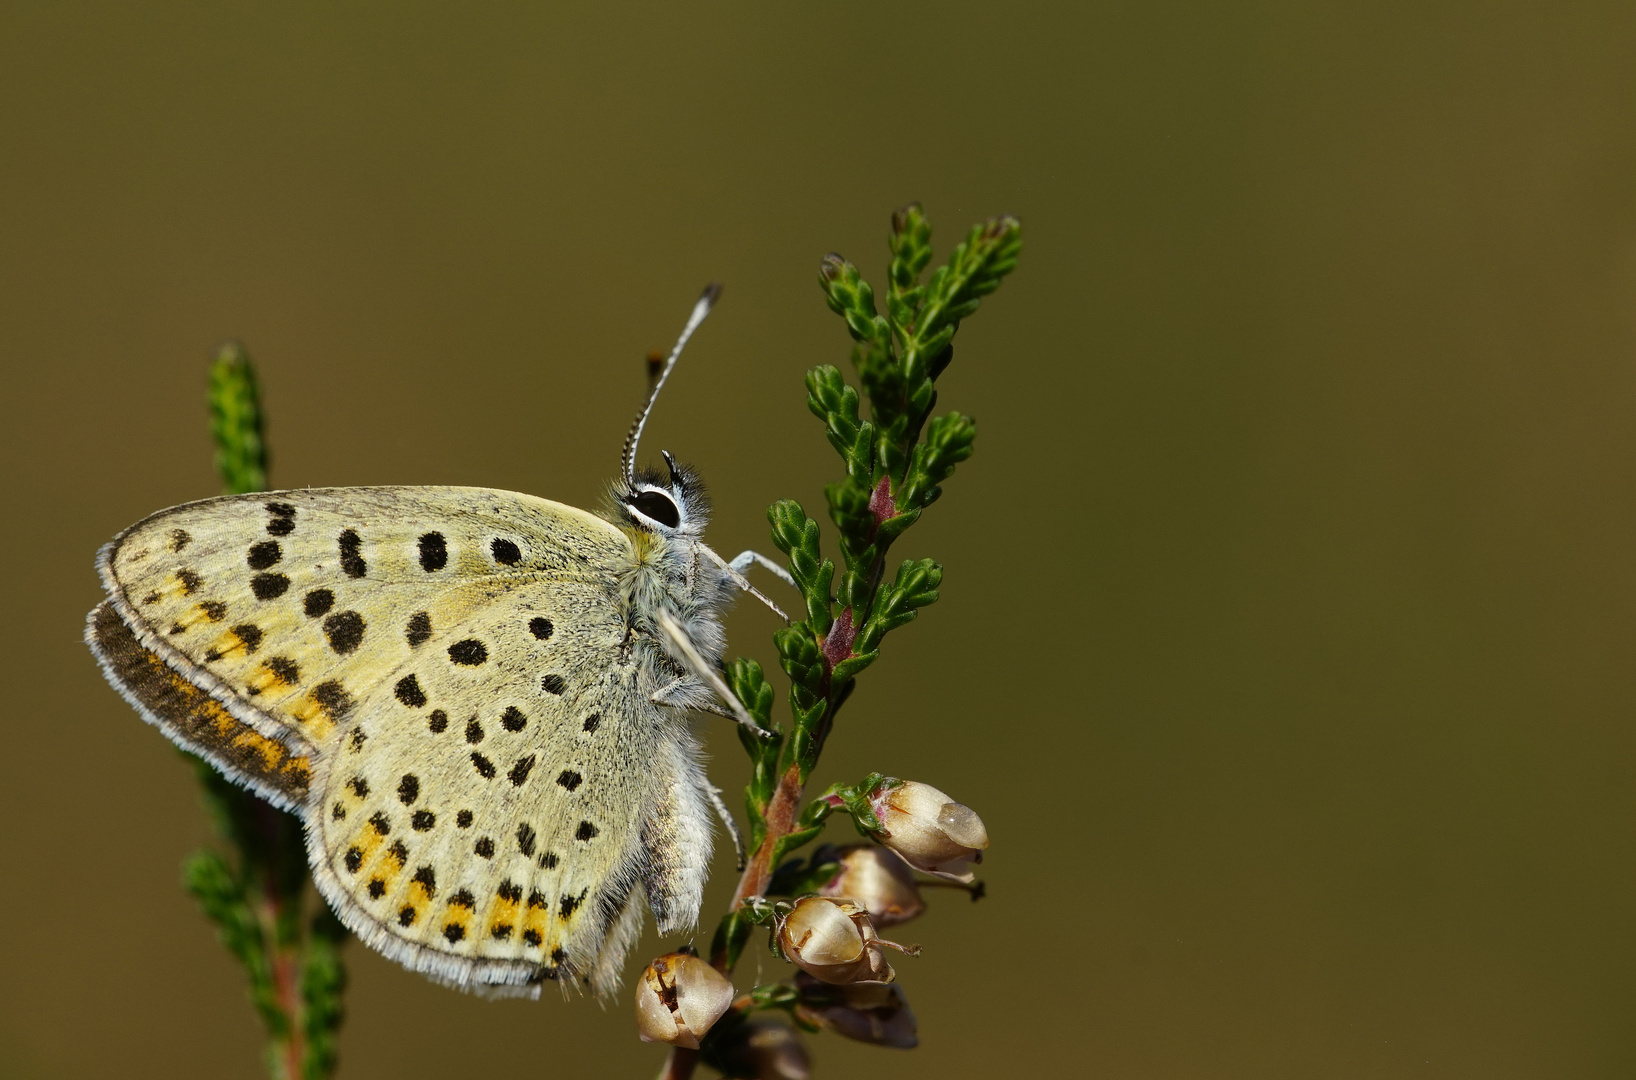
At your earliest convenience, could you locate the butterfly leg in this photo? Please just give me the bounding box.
[650,675,726,714]
[655,609,776,739]
[727,550,798,589]
[701,546,793,622]
[704,783,746,871]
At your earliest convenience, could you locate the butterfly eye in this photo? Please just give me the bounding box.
[628,490,681,529]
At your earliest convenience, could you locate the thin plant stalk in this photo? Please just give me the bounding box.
[659,205,1021,1078]
[182,342,347,1080]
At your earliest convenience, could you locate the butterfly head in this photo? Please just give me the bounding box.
[615,450,710,537]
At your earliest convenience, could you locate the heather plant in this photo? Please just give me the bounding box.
[641,204,1020,1077]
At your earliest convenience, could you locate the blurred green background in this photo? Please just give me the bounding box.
[3,2,1635,1077]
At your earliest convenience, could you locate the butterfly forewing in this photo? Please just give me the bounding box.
[97,487,628,748]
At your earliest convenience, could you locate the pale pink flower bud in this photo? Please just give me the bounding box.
[633,952,735,1049]
[709,1016,811,1080]
[775,896,916,985]
[794,972,918,1048]
[814,844,925,926]
[868,779,989,882]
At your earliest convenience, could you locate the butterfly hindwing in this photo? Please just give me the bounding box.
[309,579,670,994]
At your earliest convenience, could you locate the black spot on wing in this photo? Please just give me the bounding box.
[555,770,582,792]
[395,674,427,708]
[304,589,334,617]
[177,569,202,594]
[397,774,419,804]
[529,617,553,640]
[516,823,536,858]
[169,528,191,552]
[246,541,281,570]
[311,680,352,719]
[229,624,262,652]
[411,810,436,831]
[474,837,495,858]
[406,611,432,647]
[581,713,600,733]
[575,820,598,842]
[417,532,447,572]
[470,752,495,778]
[250,572,288,600]
[465,717,484,744]
[456,810,473,828]
[338,529,367,578]
[491,538,522,565]
[501,706,527,732]
[323,611,366,654]
[540,674,566,695]
[427,709,449,733]
[265,503,296,536]
[508,755,535,786]
[448,639,488,666]
[265,657,299,684]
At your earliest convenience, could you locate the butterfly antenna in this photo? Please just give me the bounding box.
[622,283,722,484]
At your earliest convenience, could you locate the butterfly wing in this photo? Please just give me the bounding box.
[94,487,628,752]
[308,582,688,995]
[87,600,314,808]
[91,486,702,993]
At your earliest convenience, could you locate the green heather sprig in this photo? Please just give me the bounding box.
[650,204,1018,1078]
[183,343,347,1080]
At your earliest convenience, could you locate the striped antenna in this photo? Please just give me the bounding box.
[621,283,722,484]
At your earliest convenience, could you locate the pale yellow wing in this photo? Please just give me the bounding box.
[308,581,676,995]
[93,486,682,992]
[95,486,630,757]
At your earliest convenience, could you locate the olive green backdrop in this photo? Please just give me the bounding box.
[3,2,1635,1077]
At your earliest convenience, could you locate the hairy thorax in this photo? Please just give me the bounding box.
[616,526,731,679]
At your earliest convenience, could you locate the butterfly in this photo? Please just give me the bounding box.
[85,286,792,997]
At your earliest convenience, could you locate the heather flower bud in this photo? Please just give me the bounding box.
[814,844,924,926]
[776,896,915,984]
[794,972,918,1048]
[708,1016,811,1080]
[633,952,735,1049]
[868,779,989,881]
